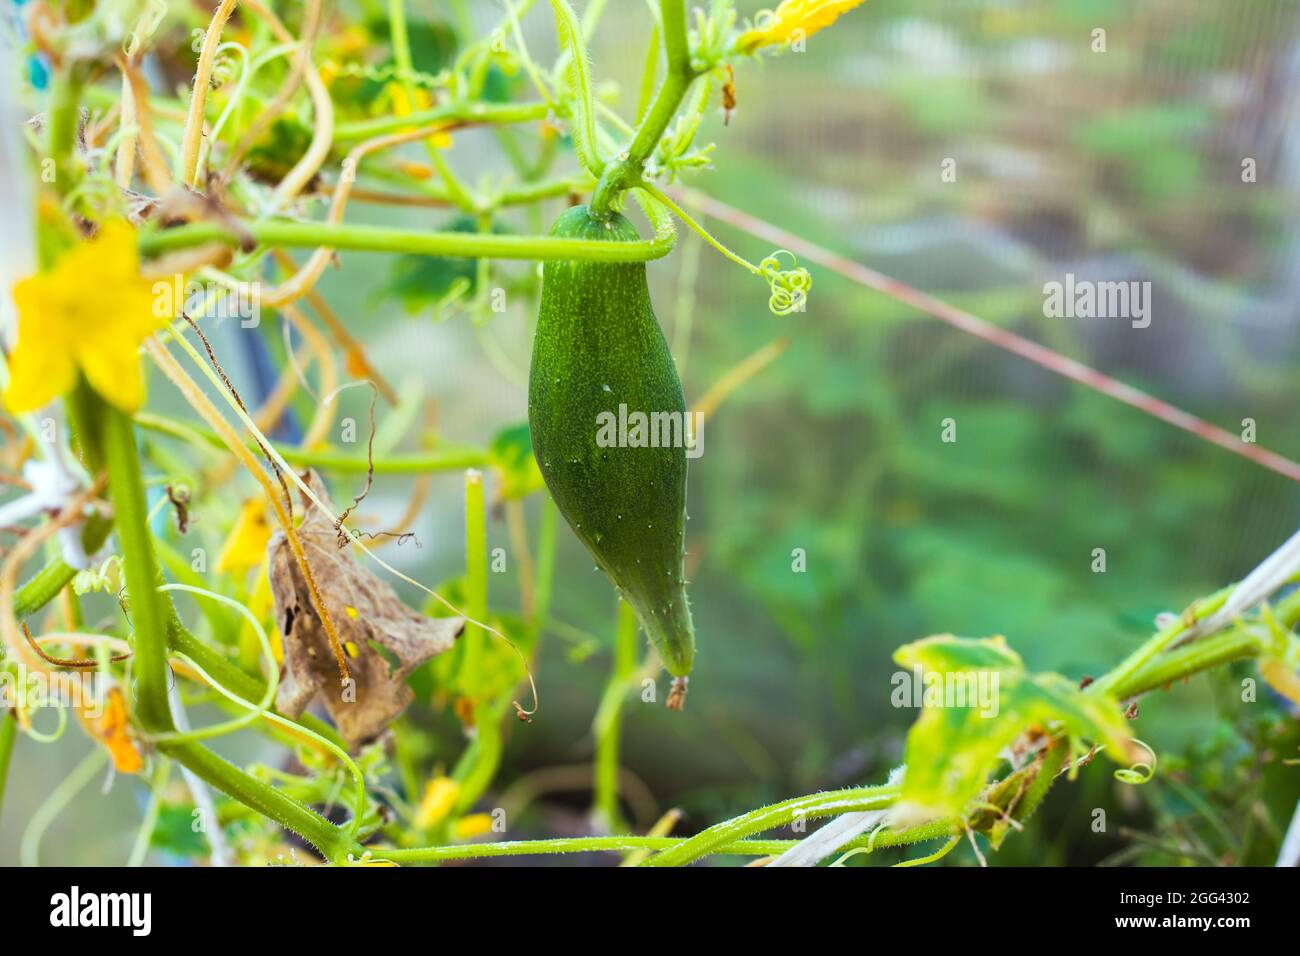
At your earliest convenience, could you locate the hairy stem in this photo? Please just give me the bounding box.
[1112,626,1268,699]
[0,711,16,824]
[97,396,351,861]
[47,67,85,193]
[379,833,793,863]
[641,784,900,867]
[334,100,550,141]
[589,0,694,217]
[138,215,674,262]
[460,469,488,697]
[1089,585,1234,698]
[166,606,345,750]
[102,406,173,734]
[11,517,112,619]
[593,599,638,832]
[135,412,489,473]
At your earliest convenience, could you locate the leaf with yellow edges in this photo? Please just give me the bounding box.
[892,634,1140,824]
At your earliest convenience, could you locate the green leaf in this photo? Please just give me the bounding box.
[149,803,209,859]
[362,14,459,74]
[382,216,508,313]
[893,634,1138,822]
[489,422,545,501]
[245,117,314,184]
[894,633,1023,674]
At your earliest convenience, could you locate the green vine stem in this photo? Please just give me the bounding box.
[1094,582,1298,701]
[11,517,112,618]
[94,393,355,862]
[449,470,510,815]
[388,0,479,212]
[333,100,550,142]
[589,0,695,217]
[0,711,16,824]
[641,783,900,867]
[159,739,353,860]
[164,597,345,750]
[452,700,506,817]
[460,469,488,698]
[1087,585,1234,698]
[1112,627,1265,699]
[137,207,675,262]
[378,833,794,864]
[592,598,638,832]
[102,404,173,734]
[7,522,307,753]
[532,499,558,634]
[379,784,903,865]
[47,67,86,194]
[136,412,489,475]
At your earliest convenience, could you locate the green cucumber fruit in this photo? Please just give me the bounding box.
[528,204,695,696]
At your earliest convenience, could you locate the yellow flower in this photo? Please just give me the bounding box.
[332,25,372,59]
[394,160,435,181]
[82,686,144,775]
[216,497,272,575]
[736,0,868,53]
[414,776,460,830]
[384,82,454,148]
[451,813,495,840]
[1260,657,1300,707]
[4,219,162,414]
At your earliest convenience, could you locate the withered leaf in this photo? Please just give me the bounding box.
[268,470,463,750]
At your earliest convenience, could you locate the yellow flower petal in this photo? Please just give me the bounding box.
[75,333,148,413]
[737,0,867,53]
[83,686,144,775]
[217,497,273,574]
[384,82,449,146]
[415,776,460,830]
[451,813,495,840]
[3,218,164,413]
[1260,658,1300,706]
[395,160,434,181]
[3,277,77,412]
[333,25,371,57]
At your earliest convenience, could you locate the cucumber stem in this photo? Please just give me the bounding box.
[589,0,695,218]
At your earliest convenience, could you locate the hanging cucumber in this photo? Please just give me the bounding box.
[529,204,695,708]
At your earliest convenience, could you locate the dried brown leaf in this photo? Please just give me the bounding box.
[268,470,463,749]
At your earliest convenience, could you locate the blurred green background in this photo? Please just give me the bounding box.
[3,0,1298,866]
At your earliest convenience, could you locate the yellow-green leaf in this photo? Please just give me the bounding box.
[893,634,1138,823]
